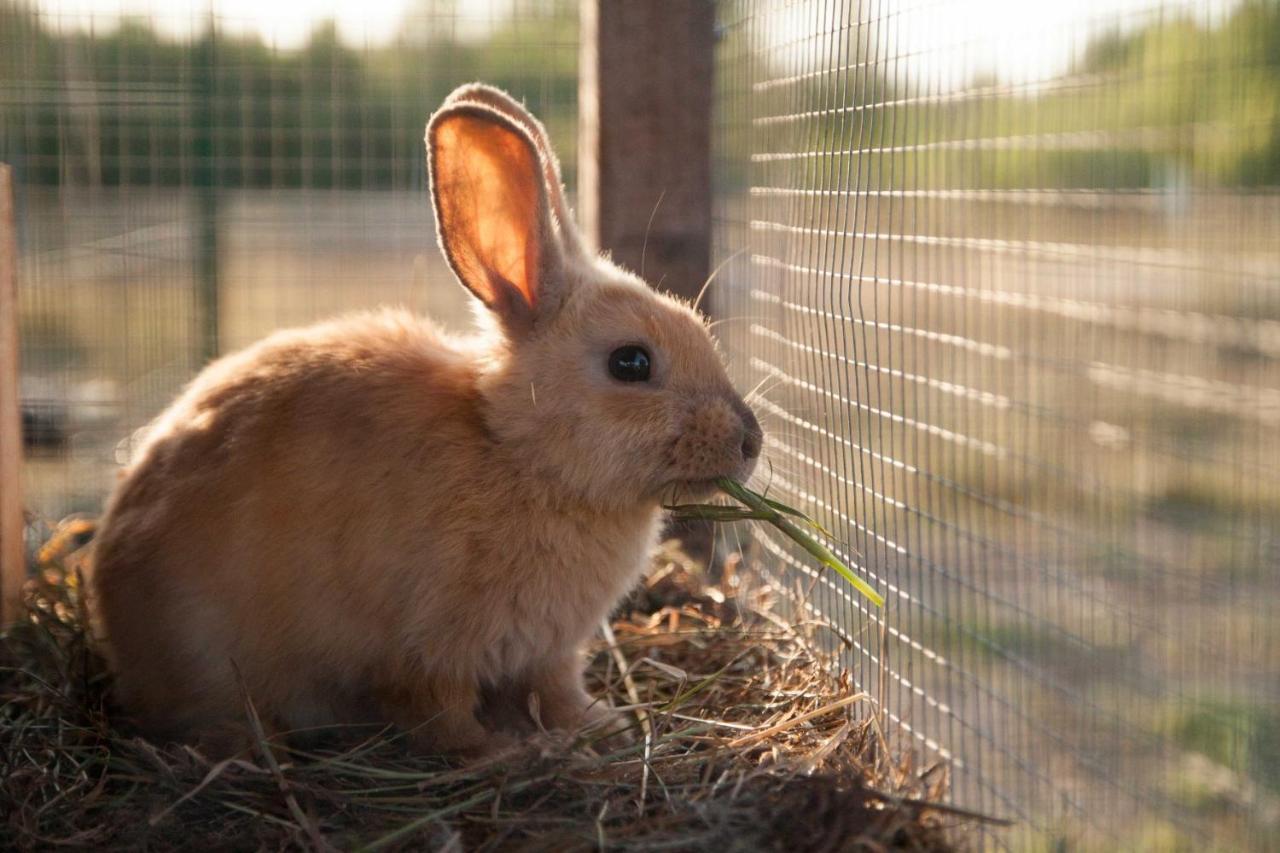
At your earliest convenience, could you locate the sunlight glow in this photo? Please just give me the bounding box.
[32,0,513,47]
[763,0,1237,87]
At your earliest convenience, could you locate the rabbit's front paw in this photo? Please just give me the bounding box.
[407,714,518,759]
[529,680,635,752]
[380,674,517,758]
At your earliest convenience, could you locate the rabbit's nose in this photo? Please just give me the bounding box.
[739,407,763,461]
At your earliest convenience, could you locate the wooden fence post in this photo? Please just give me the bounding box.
[578,0,716,307]
[579,0,718,560]
[0,164,24,623]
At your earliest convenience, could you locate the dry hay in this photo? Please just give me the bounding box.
[1,520,983,851]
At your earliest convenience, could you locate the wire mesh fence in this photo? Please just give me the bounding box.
[712,0,1279,848]
[1,0,577,518]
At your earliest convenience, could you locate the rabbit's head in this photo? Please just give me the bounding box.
[428,85,761,511]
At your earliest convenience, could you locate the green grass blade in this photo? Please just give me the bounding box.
[758,495,833,537]
[696,477,883,608]
[715,476,760,508]
[663,505,774,522]
[715,478,827,534]
[774,517,885,609]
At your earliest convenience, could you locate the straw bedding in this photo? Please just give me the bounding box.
[1,522,972,851]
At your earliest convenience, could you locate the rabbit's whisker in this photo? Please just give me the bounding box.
[693,249,746,315]
[639,188,666,282]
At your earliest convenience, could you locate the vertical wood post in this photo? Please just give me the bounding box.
[579,0,716,307]
[579,1,718,561]
[0,165,25,623]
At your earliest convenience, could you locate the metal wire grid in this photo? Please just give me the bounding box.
[712,0,1279,847]
[2,0,578,519]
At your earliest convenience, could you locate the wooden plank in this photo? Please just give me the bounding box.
[578,0,716,308]
[0,164,25,623]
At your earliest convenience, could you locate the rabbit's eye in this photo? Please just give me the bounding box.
[608,345,652,382]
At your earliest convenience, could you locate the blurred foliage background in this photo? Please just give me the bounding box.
[6,1,1278,192]
[712,0,1280,192]
[0,0,579,189]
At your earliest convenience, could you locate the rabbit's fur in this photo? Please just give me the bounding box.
[90,84,762,756]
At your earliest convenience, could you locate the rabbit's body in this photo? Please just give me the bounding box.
[95,310,657,748]
[91,85,760,755]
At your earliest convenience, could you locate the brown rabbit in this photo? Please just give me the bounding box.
[90,84,762,756]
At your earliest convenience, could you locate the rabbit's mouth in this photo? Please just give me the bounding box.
[661,448,762,503]
[664,398,763,500]
[665,478,722,503]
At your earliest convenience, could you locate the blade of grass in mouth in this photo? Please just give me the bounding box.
[665,477,885,609]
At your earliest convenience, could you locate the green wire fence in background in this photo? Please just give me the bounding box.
[1,0,577,514]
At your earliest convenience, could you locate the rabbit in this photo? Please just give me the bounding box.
[89,83,763,758]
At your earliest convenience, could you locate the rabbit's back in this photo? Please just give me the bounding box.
[90,309,494,738]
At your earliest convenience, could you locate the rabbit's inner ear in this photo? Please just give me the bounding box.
[429,108,553,324]
[441,84,585,262]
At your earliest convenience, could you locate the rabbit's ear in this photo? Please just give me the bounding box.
[443,84,585,260]
[428,103,560,330]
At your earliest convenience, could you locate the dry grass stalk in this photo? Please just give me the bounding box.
[0,521,979,851]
